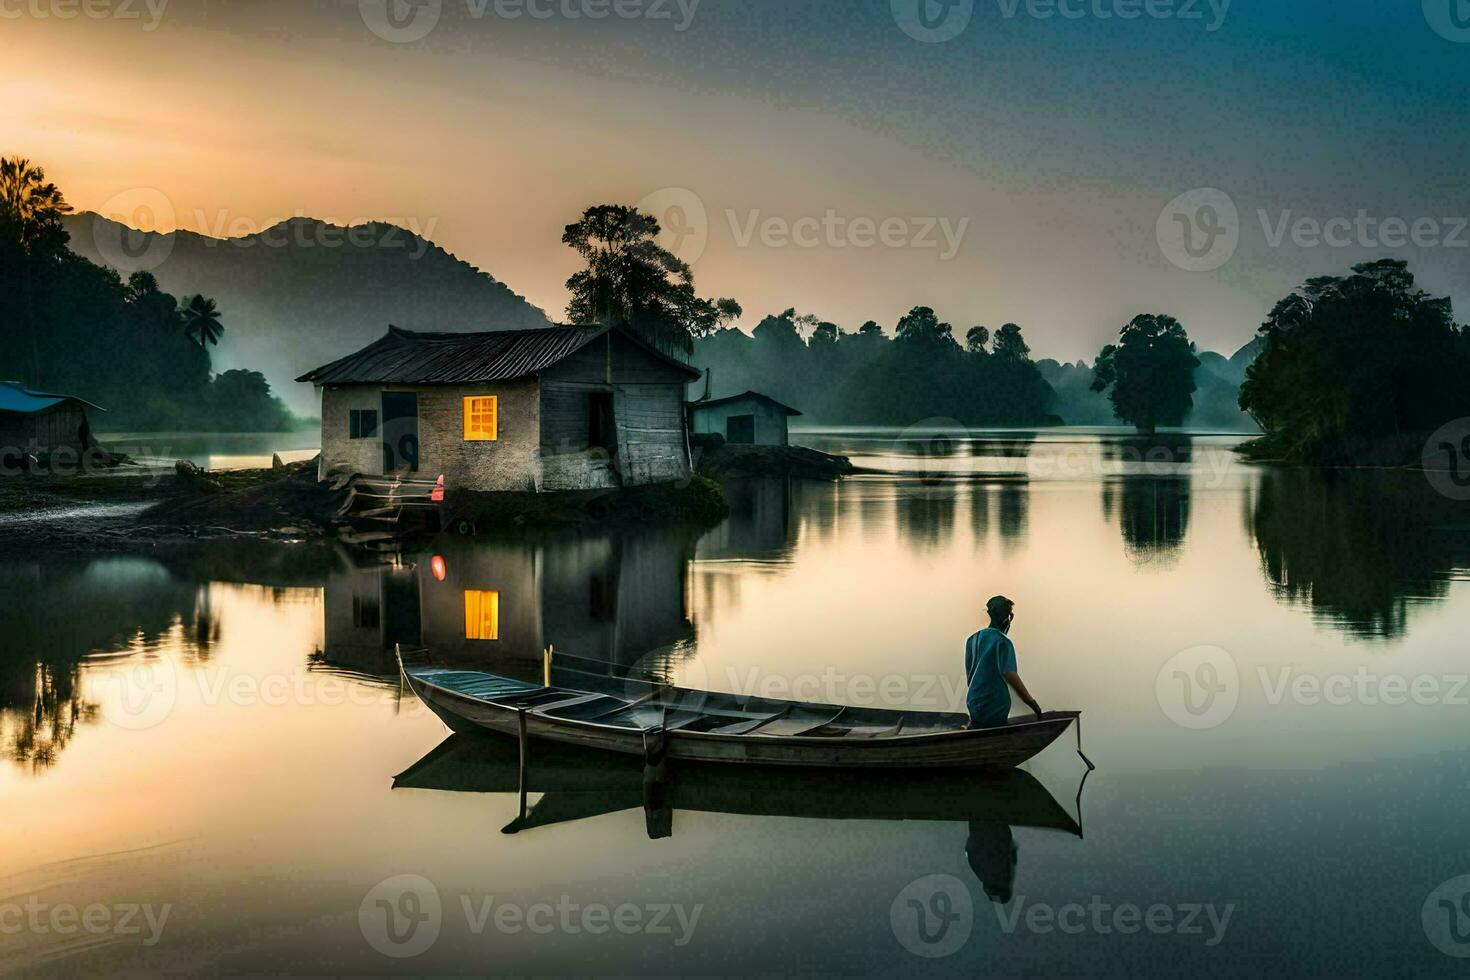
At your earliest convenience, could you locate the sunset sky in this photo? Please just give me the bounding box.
[5,0,1470,360]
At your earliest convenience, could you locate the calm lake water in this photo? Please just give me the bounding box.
[4,428,1470,976]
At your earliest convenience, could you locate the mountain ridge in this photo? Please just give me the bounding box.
[63,212,553,414]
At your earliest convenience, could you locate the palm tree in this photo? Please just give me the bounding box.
[180,294,224,347]
[1,157,73,384]
[0,156,72,255]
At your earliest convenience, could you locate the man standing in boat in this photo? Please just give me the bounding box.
[965,596,1043,728]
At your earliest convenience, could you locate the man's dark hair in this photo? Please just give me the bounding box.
[986,595,1015,626]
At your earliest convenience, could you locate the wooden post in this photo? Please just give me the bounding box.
[517,708,529,822]
[543,644,554,688]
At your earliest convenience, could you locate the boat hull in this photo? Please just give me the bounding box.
[408,672,1077,770]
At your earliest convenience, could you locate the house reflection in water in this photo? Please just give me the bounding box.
[321,530,700,683]
[696,477,794,561]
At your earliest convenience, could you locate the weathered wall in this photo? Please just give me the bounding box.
[318,387,382,480]
[417,381,541,492]
[691,398,790,446]
[540,332,693,489]
[318,380,541,491]
[0,404,88,458]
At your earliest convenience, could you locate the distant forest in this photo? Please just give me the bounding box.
[1,158,297,432]
[692,309,1258,429]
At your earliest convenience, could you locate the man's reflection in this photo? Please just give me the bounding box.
[966,819,1018,903]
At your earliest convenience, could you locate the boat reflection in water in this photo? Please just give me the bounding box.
[392,732,1087,900]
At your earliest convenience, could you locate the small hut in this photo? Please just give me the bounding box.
[297,324,702,492]
[690,391,802,446]
[0,382,103,468]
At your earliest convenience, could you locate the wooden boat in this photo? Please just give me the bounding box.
[394,732,1086,835]
[402,664,1083,770]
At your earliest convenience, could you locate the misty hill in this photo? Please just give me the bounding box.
[1037,339,1260,430]
[64,213,551,414]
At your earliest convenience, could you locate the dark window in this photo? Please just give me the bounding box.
[726,414,756,444]
[589,392,616,452]
[349,409,379,440]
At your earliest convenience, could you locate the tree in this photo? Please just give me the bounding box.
[203,369,294,432]
[965,325,990,354]
[857,320,884,337]
[181,294,224,348]
[1239,260,1470,462]
[1091,314,1200,434]
[991,323,1030,363]
[894,306,958,349]
[810,320,840,350]
[562,203,735,356]
[0,157,71,258]
[1,157,73,384]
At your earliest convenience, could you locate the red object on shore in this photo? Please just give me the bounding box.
[431,475,445,503]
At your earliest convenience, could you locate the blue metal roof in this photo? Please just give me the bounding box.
[0,382,104,414]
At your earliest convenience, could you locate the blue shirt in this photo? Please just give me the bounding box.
[965,628,1018,727]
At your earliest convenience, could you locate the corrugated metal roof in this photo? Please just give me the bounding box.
[691,390,803,416]
[296,324,700,386]
[0,381,105,414]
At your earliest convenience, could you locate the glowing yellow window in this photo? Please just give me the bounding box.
[464,590,500,641]
[463,396,498,441]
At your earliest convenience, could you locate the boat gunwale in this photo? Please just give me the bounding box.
[407,670,1079,747]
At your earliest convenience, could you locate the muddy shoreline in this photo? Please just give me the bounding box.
[0,446,857,558]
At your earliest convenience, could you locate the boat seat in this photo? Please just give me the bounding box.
[529,693,613,717]
[739,707,846,737]
[684,711,782,735]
